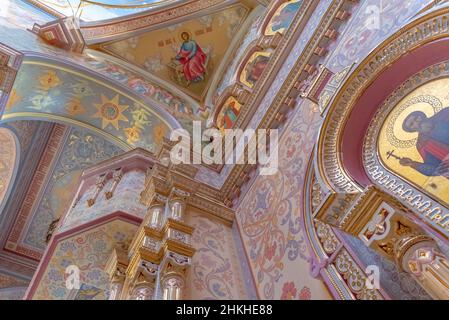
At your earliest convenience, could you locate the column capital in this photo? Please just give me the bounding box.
[315,184,449,299]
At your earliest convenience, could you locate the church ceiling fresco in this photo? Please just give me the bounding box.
[4,124,124,259]
[101,4,249,101]
[216,96,242,134]
[239,50,272,90]
[4,60,174,153]
[264,0,302,36]
[236,100,331,300]
[215,10,263,98]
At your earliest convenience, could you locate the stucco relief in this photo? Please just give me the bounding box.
[61,170,147,232]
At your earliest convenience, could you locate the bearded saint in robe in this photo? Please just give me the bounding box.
[175,32,207,83]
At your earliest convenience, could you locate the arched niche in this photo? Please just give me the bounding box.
[316,9,449,240]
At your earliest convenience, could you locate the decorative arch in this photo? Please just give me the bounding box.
[316,8,449,239]
[237,47,273,90]
[3,55,182,153]
[0,127,19,212]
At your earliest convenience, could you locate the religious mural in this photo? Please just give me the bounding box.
[31,220,138,299]
[240,51,271,89]
[215,9,264,98]
[0,128,17,207]
[78,53,210,134]
[24,126,124,251]
[4,60,172,152]
[216,97,242,133]
[33,0,173,22]
[379,78,449,207]
[264,0,303,36]
[174,31,208,85]
[102,5,249,100]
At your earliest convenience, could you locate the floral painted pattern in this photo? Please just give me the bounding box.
[280,282,311,300]
[237,102,331,300]
[189,214,248,300]
[6,62,171,153]
[32,220,137,300]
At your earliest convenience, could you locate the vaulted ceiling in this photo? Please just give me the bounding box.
[99,4,250,102]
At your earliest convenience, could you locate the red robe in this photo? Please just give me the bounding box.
[176,41,207,82]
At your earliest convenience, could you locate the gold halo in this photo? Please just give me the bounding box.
[178,30,193,41]
[386,95,443,149]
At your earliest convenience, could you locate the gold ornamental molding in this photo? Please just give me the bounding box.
[226,0,318,132]
[302,158,386,300]
[317,7,449,195]
[363,62,449,236]
[221,0,357,204]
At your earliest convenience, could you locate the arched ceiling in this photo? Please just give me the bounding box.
[29,0,181,22]
[4,57,180,153]
[0,120,125,265]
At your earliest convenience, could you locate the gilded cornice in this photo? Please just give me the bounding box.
[142,161,235,223]
[303,158,386,300]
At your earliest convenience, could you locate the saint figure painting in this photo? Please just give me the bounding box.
[175,32,207,84]
[399,109,449,178]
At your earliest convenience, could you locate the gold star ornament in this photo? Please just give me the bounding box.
[93,94,129,130]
